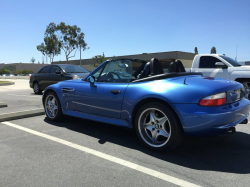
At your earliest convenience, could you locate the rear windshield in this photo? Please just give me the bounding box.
[60,65,89,73]
[219,56,242,67]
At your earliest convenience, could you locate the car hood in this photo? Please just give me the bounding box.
[239,66,250,71]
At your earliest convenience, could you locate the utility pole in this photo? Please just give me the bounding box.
[80,45,82,67]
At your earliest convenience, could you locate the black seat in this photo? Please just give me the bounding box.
[168,61,178,73]
[138,62,150,79]
[168,60,186,73]
[138,58,164,79]
[150,58,164,76]
[176,60,186,72]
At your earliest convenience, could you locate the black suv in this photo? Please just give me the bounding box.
[30,64,89,94]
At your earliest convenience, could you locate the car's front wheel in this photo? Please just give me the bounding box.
[135,102,184,151]
[44,91,63,121]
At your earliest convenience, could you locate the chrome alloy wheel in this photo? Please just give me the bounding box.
[34,84,39,93]
[45,95,58,118]
[138,108,171,147]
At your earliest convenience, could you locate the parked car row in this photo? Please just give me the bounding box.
[0,74,30,76]
[29,64,90,94]
[0,74,14,76]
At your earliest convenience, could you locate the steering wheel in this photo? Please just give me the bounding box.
[106,72,121,82]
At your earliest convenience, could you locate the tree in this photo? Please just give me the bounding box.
[0,68,10,75]
[37,23,61,63]
[194,47,198,54]
[91,52,107,67]
[30,57,35,63]
[56,22,88,62]
[210,46,216,54]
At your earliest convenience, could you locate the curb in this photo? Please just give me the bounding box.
[0,108,45,122]
[0,103,8,108]
[0,82,15,86]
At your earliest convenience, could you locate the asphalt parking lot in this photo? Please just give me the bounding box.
[1,79,250,187]
[0,79,43,114]
[1,114,250,187]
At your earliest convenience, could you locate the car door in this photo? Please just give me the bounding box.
[36,66,51,90]
[49,65,65,85]
[194,56,229,79]
[74,60,136,119]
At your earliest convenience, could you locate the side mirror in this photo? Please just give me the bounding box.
[87,76,96,87]
[55,71,62,74]
[215,62,228,69]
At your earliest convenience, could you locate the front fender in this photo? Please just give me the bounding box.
[230,70,250,81]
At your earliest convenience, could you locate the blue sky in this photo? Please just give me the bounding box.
[0,0,249,64]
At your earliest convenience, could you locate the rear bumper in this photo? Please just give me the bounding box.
[29,82,33,88]
[171,98,250,136]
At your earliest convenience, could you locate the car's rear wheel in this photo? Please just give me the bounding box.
[33,82,42,94]
[135,102,184,151]
[44,92,63,121]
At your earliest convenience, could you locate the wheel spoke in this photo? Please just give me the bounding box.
[157,116,167,126]
[48,100,52,106]
[149,111,156,123]
[51,98,55,104]
[151,130,158,143]
[54,105,58,110]
[143,121,152,128]
[158,129,169,138]
[52,108,56,117]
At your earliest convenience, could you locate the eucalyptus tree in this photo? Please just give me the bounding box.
[37,22,61,63]
[56,22,88,62]
[210,46,217,54]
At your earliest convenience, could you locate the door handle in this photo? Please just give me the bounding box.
[111,90,121,94]
[62,87,75,92]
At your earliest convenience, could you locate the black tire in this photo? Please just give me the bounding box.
[33,82,42,94]
[44,91,63,121]
[135,102,184,151]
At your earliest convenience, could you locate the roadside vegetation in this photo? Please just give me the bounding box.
[13,69,33,75]
[0,68,10,75]
[91,52,107,67]
[0,81,12,84]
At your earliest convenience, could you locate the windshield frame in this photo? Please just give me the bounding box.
[219,56,242,67]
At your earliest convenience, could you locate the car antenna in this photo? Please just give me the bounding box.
[183,78,188,85]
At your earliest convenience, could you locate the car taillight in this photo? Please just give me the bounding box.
[29,75,31,79]
[198,92,226,106]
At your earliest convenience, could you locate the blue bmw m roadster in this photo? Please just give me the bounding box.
[43,58,250,151]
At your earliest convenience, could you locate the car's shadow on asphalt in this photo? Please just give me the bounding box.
[44,116,250,174]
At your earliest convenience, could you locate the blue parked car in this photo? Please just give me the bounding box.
[42,58,250,151]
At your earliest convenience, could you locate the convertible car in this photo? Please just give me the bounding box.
[42,58,250,151]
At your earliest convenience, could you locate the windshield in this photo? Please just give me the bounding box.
[219,56,242,67]
[60,65,89,73]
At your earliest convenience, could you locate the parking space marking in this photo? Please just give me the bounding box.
[6,94,42,98]
[2,121,200,187]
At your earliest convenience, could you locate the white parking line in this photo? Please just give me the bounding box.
[6,94,41,98]
[2,121,200,187]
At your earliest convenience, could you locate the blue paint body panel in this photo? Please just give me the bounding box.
[43,68,250,137]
